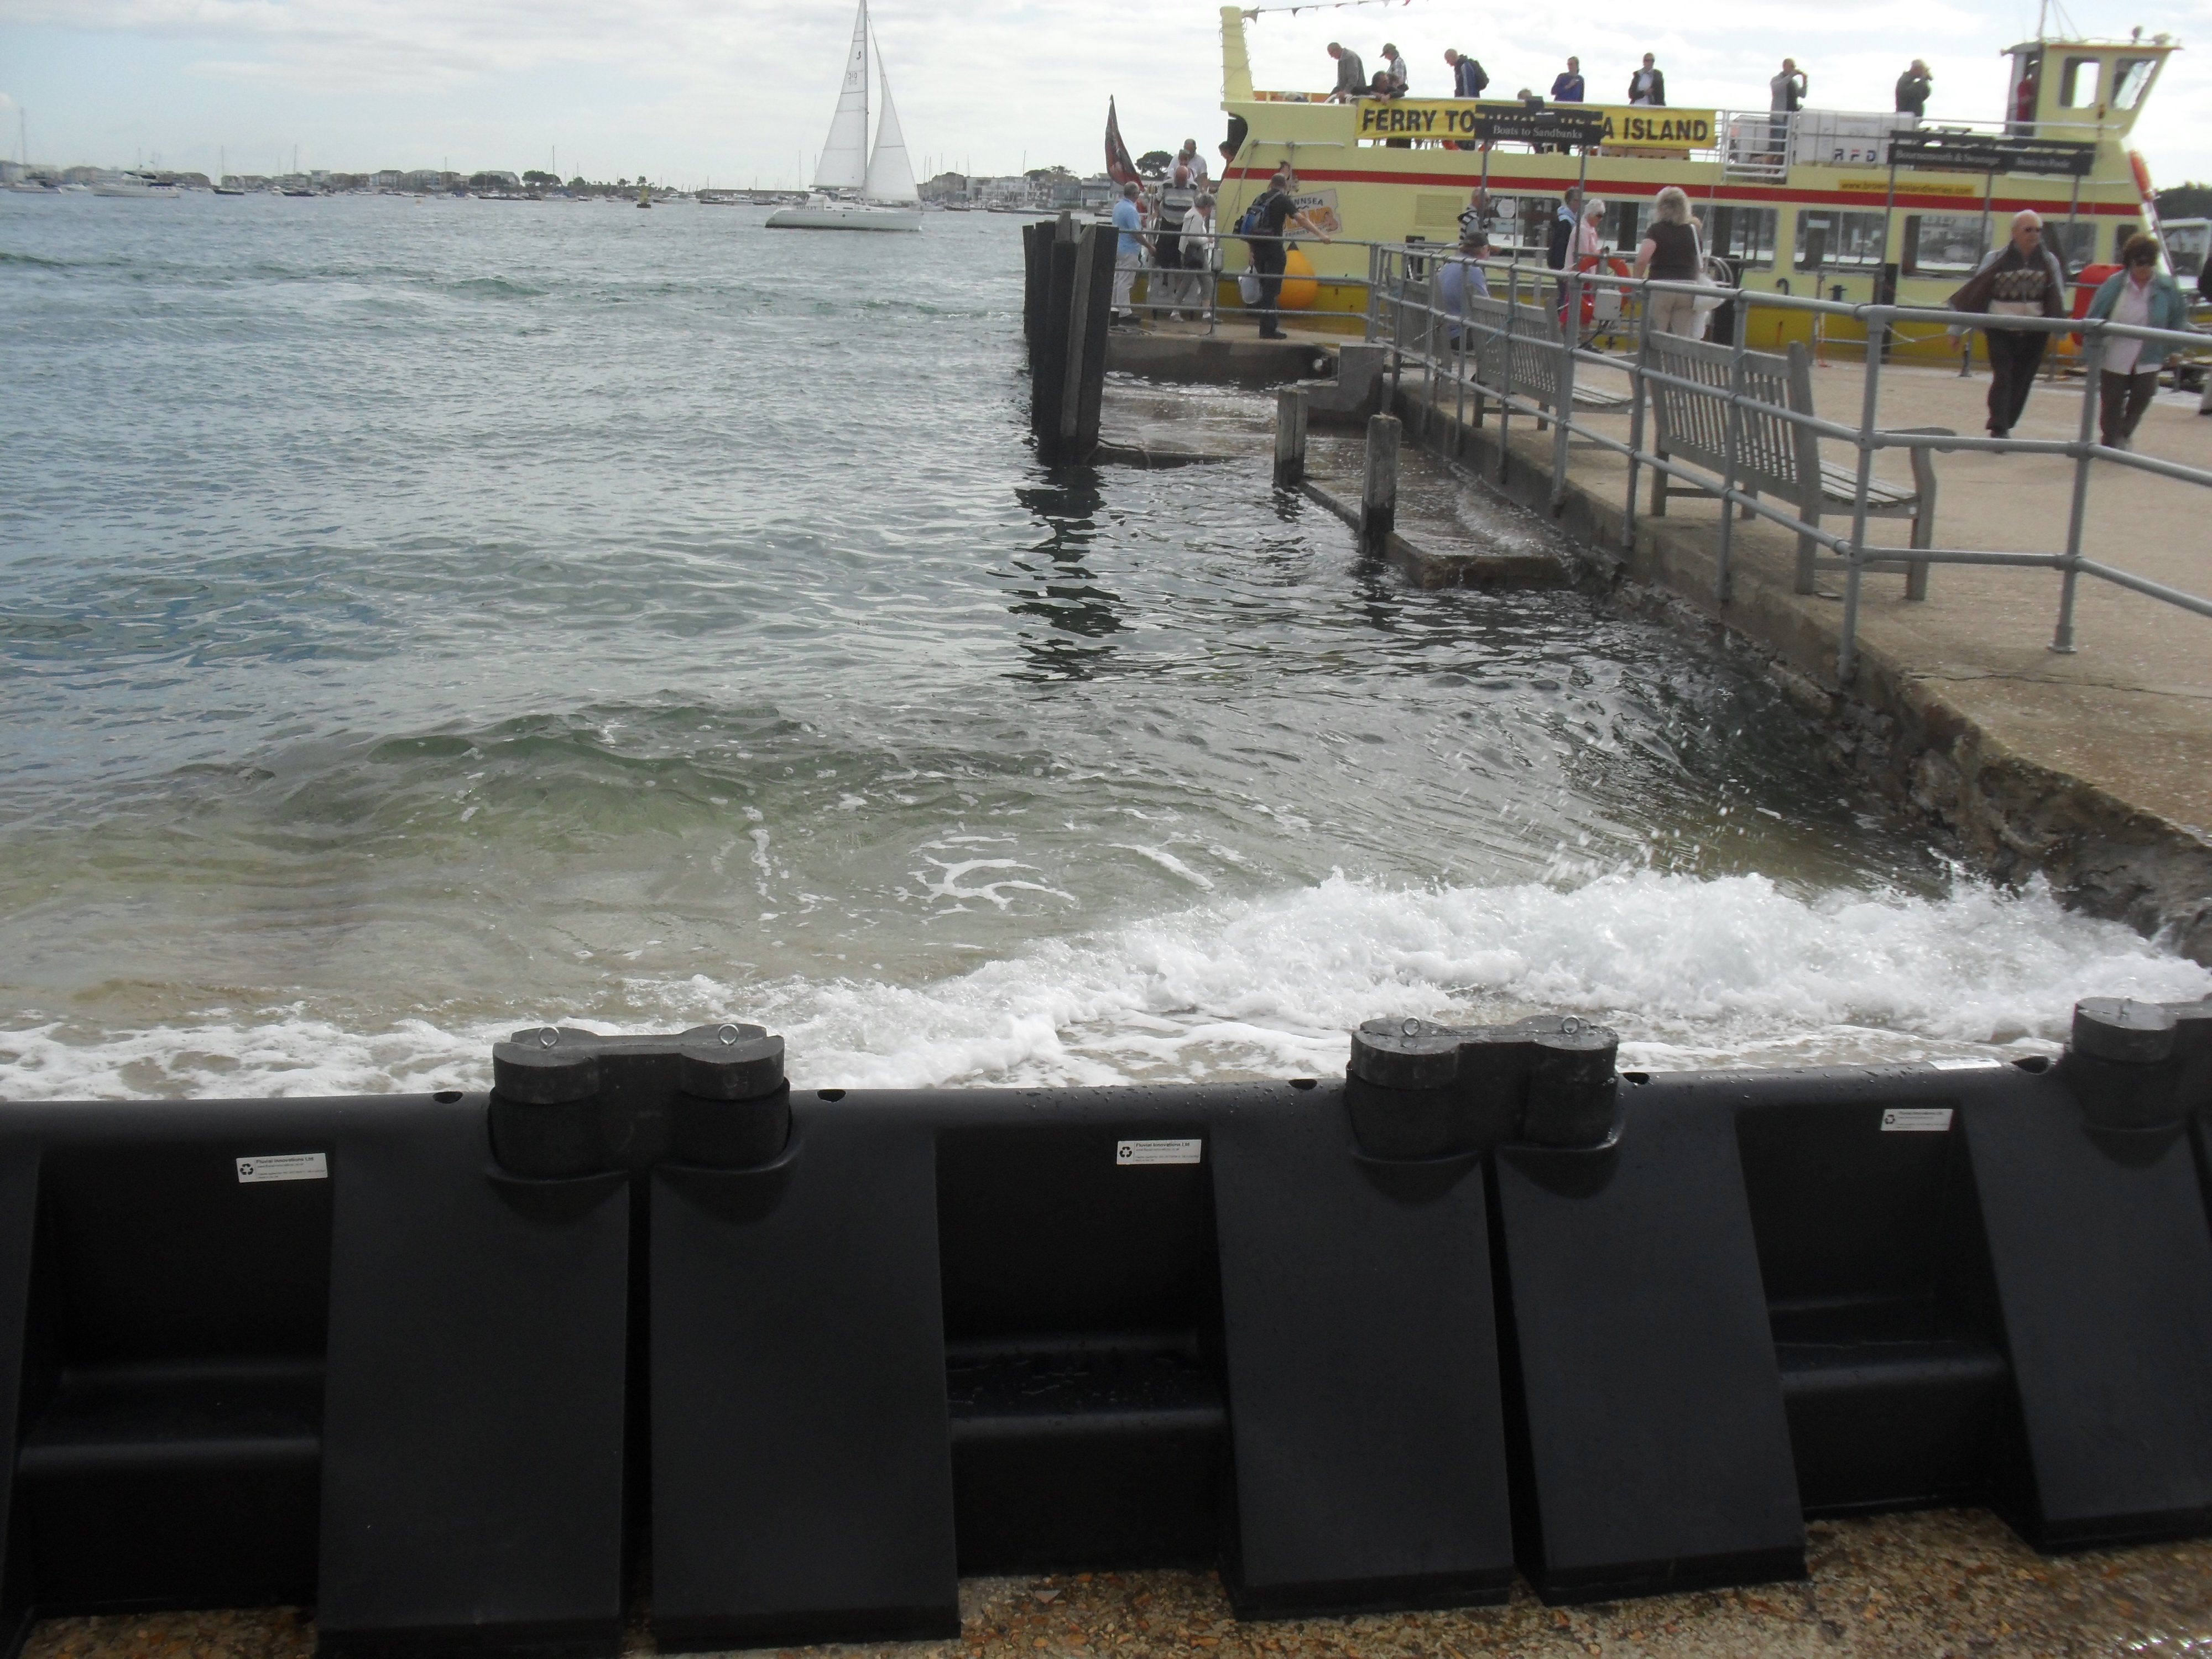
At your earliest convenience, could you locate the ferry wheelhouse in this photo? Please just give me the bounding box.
[1213,7,2178,359]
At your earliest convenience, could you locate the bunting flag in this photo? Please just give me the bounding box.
[1105,98,1140,186]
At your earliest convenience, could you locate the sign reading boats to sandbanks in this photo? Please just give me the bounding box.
[1354,100,1715,154]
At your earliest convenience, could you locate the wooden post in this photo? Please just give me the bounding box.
[1032,235,1078,455]
[1060,225,1117,464]
[1021,221,1051,372]
[1359,414,1400,556]
[1274,388,1309,487]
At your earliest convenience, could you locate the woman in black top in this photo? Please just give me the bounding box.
[1635,186,1707,337]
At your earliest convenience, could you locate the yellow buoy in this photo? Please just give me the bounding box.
[1278,246,1319,311]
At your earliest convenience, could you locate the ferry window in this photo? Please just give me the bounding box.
[2114,222,2140,260]
[2048,220,2097,272]
[1794,210,1886,270]
[1910,213,1988,275]
[1608,200,1647,251]
[2059,58,2099,107]
[1692,204,1777,270]
[2112,58,2156,108]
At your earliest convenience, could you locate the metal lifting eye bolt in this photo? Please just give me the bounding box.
[717,1024,743,1046]
[538,1026,560,1048]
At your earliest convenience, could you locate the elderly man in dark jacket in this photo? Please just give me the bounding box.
[1949,209,2069,437]
[1627,54,1665,105]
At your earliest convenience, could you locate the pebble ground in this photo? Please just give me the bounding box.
[24,1508,2212,1659]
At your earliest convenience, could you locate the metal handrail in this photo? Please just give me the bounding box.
[1369,243,2211,680]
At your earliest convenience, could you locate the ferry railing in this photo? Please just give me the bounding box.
[1368,243,2212,683]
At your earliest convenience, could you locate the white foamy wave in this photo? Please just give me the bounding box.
[3,872,2205,1099]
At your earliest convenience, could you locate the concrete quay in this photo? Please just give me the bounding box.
[1102,321,2212,964]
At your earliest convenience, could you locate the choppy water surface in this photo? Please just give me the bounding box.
[2,194,2204,1097]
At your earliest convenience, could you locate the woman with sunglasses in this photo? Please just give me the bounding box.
[2085,234,2195,451]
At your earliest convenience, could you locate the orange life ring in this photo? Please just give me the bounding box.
[2130,148,2155,203]
[1571,254,1632,327]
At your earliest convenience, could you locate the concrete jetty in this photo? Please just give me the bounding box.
[1099,324,2212,963]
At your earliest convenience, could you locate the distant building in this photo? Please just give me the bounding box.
[372,171,403,191]
[466,170,521,192]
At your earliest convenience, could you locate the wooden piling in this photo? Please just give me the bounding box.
[1359,414,1400,555]
[1021,221,1051,372]
[1274,388,1309,488]
[1032,235,1078,451]
[1058,225,1116,464]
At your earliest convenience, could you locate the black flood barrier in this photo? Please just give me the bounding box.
[0,997,2207,1655]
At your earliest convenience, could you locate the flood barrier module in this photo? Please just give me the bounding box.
[0,997,2208,1655]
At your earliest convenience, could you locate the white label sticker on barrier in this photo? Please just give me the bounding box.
[1880,1109,1954,1133]
[236,1152,330,1183]
[1926,1058,2004,1071]
[1117,1138,1203,1166]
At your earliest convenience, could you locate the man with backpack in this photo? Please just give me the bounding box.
[1445,49,1488,98]
[1240,166,1333,340]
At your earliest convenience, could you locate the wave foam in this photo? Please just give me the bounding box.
[4,870,2202,1101]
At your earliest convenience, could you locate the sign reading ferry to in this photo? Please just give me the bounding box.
[1356,100,1715,152]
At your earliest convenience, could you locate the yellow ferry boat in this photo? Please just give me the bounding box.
[1212,6,2178,361]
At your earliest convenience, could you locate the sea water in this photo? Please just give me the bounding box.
[1,194,2204,1098]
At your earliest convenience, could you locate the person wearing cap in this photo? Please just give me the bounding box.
[1380,43,1408,94]
[1437,225,1491,348]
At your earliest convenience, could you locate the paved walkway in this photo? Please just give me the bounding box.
[1506,354,2212,841]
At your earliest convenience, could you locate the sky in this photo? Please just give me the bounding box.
[2,0,2208,187]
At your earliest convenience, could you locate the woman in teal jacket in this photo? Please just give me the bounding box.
[2085,234,2194,449]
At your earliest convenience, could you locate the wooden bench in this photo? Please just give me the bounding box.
[1645,334,1949,599]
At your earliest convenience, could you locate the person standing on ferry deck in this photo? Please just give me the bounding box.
[1552,57,1586,101]
[1446,49,1488,99]
[1896,60,1933,117]
[1380,43,1408,94]
[1327,43,1366,102]
[1178,138,1208,186]
[1948,208,2068,438]
[1636,185,1705,337]
[1771,59,1808,111]
[2086,234,2192,450]
[1628,54,1666,106]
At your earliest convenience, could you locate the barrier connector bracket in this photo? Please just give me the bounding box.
[1347,1014,1620,1160]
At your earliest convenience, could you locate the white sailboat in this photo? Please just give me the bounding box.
[765,0,921,232]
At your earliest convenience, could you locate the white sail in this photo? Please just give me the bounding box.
[862,53,918,204]
[812,0,870,192]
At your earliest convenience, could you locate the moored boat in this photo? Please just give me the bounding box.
[1212,7,2179,359]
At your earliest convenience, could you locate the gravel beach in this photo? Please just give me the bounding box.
[24,1507,2212,1659]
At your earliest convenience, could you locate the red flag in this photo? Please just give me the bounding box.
[1105,98,1140,187]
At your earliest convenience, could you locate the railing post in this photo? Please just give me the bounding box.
[1364,243,1381,343]
[1274,387,1310,487]
[1390,252,1407,405]
[1360,413,1401,556]
[1715,293,1750,604]
[1551,269,1579,513]
[1498,264,1518,486]
[1836,307,1887,687]
[2053,326,2103,654]
[1623,280,1650,552]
